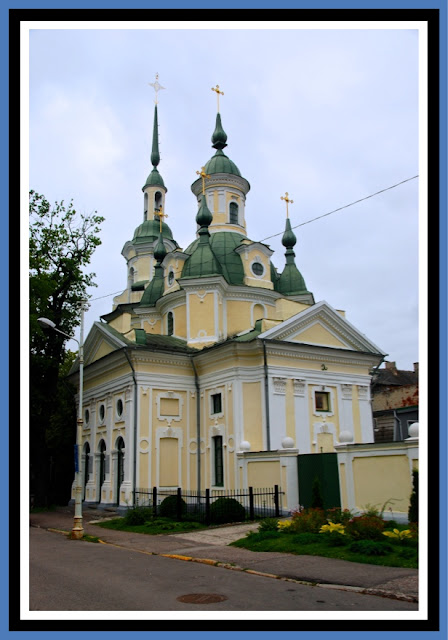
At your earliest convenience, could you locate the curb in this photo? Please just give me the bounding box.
[33,525,418,604]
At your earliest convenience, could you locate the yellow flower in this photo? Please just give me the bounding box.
[319,522,345,535]
[278,520,292,529]
[382,528,412,540]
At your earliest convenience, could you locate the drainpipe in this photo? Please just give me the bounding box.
[190,357,201,494]
[123,349,138,507]
[262,339,271,451]
[394,409,403,441]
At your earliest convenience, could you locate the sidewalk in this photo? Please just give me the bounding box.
[29,506,419,603]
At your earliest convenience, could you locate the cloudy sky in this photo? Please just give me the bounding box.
[27,21,423,371]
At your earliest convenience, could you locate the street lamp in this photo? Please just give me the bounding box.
[37,302,87,540]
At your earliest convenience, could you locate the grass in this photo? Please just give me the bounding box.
[230,530,418,569]
[93,516,208,536]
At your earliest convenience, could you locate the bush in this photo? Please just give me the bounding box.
[158,494,187,519]
[258,518,279,532]
[210,497,246,524]
[325,507,353,525]
[124,506,153,526]
[345,515,385,540]
[408,469,419,524]
[290,507,327,533]
[348,539,393,556]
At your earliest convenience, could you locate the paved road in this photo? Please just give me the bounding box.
[29,527,418,612]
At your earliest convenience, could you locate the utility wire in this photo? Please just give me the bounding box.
[88,175,418,303]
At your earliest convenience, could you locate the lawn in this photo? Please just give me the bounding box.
[94,516,208,536]
[230,529,418,569]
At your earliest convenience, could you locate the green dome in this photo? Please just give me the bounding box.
[132,219,174,245]
[143,167,165,188]
[277,262,309,296]
[204,149,241,177]
[139,264,165,307]
[183,231,247,285]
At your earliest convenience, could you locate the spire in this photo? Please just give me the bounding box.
[150,104,160,168]
[277,210,310,297]
[144,74,166,189]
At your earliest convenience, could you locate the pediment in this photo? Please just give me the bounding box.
[259,300,385,354]
[83,322,128,366]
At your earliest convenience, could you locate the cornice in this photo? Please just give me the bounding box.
[191,173,250,197]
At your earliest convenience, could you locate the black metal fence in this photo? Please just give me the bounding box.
[133,486,284,524]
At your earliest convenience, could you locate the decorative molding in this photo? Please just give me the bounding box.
[357,385,369,400]
[293,379,306,397]
[273,377,287,394]
[341,384,353,399]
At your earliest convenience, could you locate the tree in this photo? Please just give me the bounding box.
[29,191,104,507]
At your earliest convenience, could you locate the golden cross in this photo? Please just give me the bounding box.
[196,166,210,195]
[149,72,166,105]
[211,84,224,112]
[281,192,294,218]
[157,205,168,233]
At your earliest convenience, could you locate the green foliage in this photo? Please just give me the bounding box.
[408,470,419,523]
[96,516,206,535]
[311,476,324,509]
[325,507,353,525]
[29,191,104,507]
[258,518,279,532]
[348,540,393,556]
[124,507,153,526]
[209,497,246,524]
[158,495,187,519]
[345,515,385,541]
[290,507,327,533]
[290,533,321,545]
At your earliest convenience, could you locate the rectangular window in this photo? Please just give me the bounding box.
[315,391,330,412]
[211,393,222,415]
[213,436,224,487]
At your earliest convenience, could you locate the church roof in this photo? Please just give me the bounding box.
[132,219,175,244]
[183,231,247,285]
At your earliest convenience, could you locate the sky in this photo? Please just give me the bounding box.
[28,22,422,371]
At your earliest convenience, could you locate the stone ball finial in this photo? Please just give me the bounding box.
[240,440,251,452]
[282,437,295,449]
[408,422,419,438]
[339,430,354,443]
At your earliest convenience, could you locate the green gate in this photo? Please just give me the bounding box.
[298,453,341,510]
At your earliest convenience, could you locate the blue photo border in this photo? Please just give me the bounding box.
[9,0,447,637]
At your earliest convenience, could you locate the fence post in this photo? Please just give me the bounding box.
[249,487,254,520]
[177,487,183,521]
[274,485,280,517]
[205,489,210,525]
[152,486,157,517]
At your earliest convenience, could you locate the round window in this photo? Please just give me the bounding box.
[251,262,264,277]
[168,271,174,285]
[117,399,123,417]
[84,409,89,425]
[99,404,105,422]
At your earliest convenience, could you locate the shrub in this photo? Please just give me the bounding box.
[325,507,353,525]
[348,539,393,556]
[290,507,327,533]
[209,497,246,524]
[345,515,385,540]
[290,533,321,545]
[124,506,153,526]
[408,469,419,524]
[258,518,279,532]
[158,494,187,519]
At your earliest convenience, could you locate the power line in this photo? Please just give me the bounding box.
[89,175,418,303]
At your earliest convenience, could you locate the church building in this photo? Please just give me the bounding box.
[72,81,385,512]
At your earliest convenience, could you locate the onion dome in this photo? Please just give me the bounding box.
[181,196,223,279]
[277,217,310,296]
[132,218,175,245]
[202,113,242,178]
[139,231,166,307]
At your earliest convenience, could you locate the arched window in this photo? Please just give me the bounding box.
[83,443,90,501]
[116,437,125,496]
[229,202,238,224]
[129,267,135,286]
[143,193,148,221]
[154,191,162,214]
[167,311,174,336]
[99,440,107,492]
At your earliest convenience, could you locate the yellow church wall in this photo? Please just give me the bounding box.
[226,300,253,335]
[173,304,187,339]
[285,379,295,440]
[292,324,348,348]
[83,363,132,392]
[317,432,335,453]
[242,382,263,451]
[351,385,363,443]
[247,460,280,488]
[352,455,412,513]
[143,318,162,334]
[266,352,369,377]
[275,298,310,321]
[159,438,179,486]
[90,340,116,362]
[136,255,152,282]
[189,293,216,339]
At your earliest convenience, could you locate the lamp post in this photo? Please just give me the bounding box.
[37,302,87,540]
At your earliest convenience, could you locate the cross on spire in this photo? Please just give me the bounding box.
[157,205,168,233]
[211,84,224,112]
[281,192,294,218]
[196,166,211,195]
[149,73,166,104]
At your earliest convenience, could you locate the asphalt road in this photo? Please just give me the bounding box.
[28,527,419,614]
